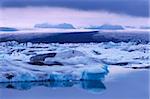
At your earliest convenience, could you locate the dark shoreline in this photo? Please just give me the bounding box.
[0,31,149,43]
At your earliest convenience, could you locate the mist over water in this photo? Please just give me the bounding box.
[0,7,149,28]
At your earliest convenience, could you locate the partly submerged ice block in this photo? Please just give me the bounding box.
[82,66,108,80]
[0,64,108,82]
[0,49,108,82]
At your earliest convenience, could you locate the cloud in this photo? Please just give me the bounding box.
[0,0,149,17]
[0,7,149,28]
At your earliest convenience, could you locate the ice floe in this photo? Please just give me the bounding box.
[0,41,149,82]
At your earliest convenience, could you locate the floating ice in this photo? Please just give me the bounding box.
[0,41,149,82]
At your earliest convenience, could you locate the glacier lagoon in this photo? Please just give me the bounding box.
[0,30,149,99]
[0,0,149,98]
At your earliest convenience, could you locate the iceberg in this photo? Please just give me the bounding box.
[0,43,108,82]
[0,59,107,82]
[34,23,75,29]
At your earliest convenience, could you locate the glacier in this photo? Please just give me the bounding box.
[0,41,149,82]
[85,24,124,30]
[0,27,18,31]
[34,23,75,29]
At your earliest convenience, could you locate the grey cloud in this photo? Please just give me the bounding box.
[0,0,149,17]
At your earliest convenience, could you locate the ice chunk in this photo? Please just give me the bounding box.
[0,64,108,82]
[82,69,107,80]
[0,50,108,82]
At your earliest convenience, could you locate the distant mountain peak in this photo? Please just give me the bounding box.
[85,24,124,30]
[34,23,75,29]
[0,27,18,31]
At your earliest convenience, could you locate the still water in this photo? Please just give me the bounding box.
[0,69,149,99]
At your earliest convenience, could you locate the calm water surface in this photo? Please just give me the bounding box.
[0,69,149,99]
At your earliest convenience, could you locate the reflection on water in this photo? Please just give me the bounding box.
[0,80,106,93]
[81,81,106,93]
[0,70,149,99]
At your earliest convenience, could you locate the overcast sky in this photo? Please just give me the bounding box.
[0,0,149,17]
[0,0,149,28]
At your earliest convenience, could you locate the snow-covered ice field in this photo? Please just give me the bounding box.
[0,41,149,82]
